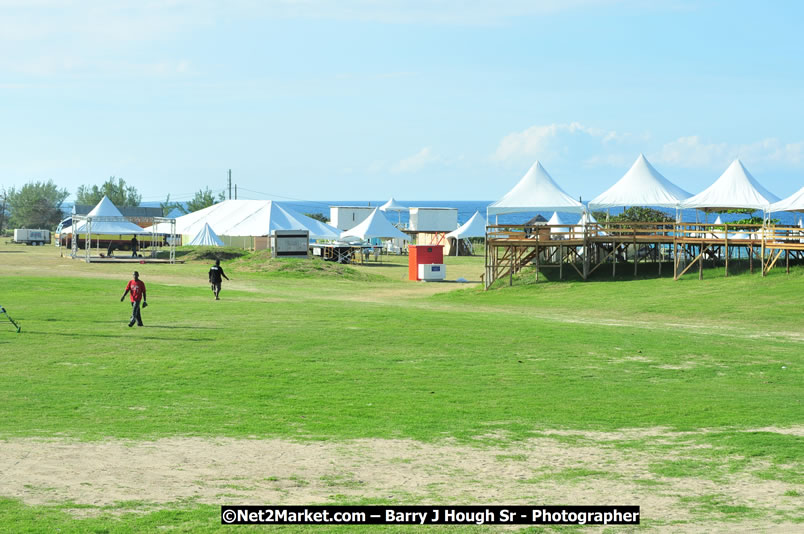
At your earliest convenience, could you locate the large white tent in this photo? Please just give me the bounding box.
[187,223,225,246]
[340,208,409,241]
[589,154,691,209]
[379,197,406,212]
[148,200,341,240]
[770,186,804,213]
[70,196,148,235]
[487,161,583,217]
[445,211,487,240]
[680,159,780,211]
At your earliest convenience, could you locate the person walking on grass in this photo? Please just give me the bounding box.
[121,271,147,327]
[208,259,229,300]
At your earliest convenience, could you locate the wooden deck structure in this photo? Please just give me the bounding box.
[484,222,804,289]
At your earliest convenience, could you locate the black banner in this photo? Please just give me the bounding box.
[221,505,640,525]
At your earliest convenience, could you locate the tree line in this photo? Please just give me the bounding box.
[0,178,226,233]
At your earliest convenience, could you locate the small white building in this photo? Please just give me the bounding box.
[408,208,458,232]
[329,206,375,231]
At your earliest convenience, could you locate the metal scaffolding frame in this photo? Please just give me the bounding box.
[69,215,176,264]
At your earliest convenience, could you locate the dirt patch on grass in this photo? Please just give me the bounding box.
[0,432,800,528]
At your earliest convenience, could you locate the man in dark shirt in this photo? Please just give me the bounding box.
[208,259,230,300]
[121,271,147,326]
[130,236,138,257]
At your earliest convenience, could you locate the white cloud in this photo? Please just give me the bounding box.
[653,136,804,169]
[391,147,438,173]
[493,122,635,164]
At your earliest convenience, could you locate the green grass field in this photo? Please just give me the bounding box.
[0,243,801,532]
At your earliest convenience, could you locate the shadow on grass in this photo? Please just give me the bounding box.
[23,330,214,342]
[492,259,804,287]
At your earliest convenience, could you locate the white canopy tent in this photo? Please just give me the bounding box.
[680,159,780,212]
[548,211,571,235]
[589,154,691,210]
[574,211,606,236]
[770,186,804,213]
[379,197,407,224]
[340,208,409,241]
[445,211,487,256]
[147,200,341,241]
[487,161,583,218]
[445,211,487,240]
[188,223,225,247]
[70,196,149,235]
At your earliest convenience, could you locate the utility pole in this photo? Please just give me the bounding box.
[235,184,237,200]
[228,169,232,200]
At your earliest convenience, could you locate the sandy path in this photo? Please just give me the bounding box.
[0,431,800,529]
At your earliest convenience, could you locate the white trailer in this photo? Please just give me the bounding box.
[408,208,458,232]
[329,206,375,231]
[13,229,51,245]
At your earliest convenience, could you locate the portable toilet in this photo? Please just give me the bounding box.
[408,244,444,281]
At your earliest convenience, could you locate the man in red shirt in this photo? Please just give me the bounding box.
[121,271,147,327]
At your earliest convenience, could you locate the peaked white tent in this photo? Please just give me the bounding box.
[445,211,487,240]
[379,197,407,224]
[680,159,780,212]
[340,208,409,241]
[589,154,691,209]
[379,197,406,212]
[770,186,804,213]
[444,211,486,256]
[487,161,583,217]
[71,196,148,235]
[574,211,606,236]
[548,211,571,235]
[188,223,225,247]
[148,200,341,241]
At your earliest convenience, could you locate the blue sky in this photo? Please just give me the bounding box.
[2,0,803,203]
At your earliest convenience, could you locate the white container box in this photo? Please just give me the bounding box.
[418,263,445,281]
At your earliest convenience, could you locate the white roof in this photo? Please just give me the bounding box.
[770,186,804,213]
[680,159,780,211]
[488,161,583,216]
[340,208,409,241]
[446,211,487,239]
[148,200,341,240]
[72,196,149,235]
[188,223,225,246]
[589,154,691,209]
[379,197,407,212]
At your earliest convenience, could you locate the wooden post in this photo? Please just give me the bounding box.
[612,244,616,278]
[724,224,729,277]
[698,244,703,280]
[750,243,753,273]
[633,233,638,277]
[559,245,563,280]
[509,245,514,286]
[535,243,540,281]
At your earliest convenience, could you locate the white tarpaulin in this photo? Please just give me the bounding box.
[147,200,341,240]
[770,186,804,213]
[445,211,487,239]
[488,161,583,216]
[188,222,225,246]
[340,208,409,241]
[71,196,149,235]
[680,159,780,211]
[589,154,691,209]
